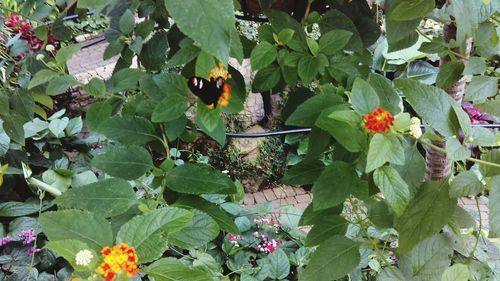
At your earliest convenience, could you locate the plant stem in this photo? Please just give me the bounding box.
[418,138,500,169]
[470,197,483,258]
[27,177,62,196]
[30,190,45,267]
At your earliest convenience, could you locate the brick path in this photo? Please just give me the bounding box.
[67,38,118,83]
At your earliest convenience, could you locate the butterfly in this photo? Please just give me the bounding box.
[187,76,230,108]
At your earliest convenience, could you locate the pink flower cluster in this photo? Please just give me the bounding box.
[0,229,40,256]
[0,236,12,246]
[254,232,281,254]
[4,13,59,52]
[228,234,241,247]
[253,216,282,229]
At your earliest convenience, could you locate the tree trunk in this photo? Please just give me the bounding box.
[425,22,473,180]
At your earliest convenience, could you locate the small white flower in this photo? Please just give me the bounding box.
[409,117,422,139]
[75,249,93,266]
[45,44,55,52]
[35,54,45,61]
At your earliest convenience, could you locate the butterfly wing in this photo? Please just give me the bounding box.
[187,77,224,107]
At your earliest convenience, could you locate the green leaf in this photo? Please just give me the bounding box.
[116,207,193,263]
[318,10,363,52]
[278,29,295,44]
[366,199,394,228]
[119,10,135,34]
[315,107,367,153]
[297,55,320,83]
[393,143,426,196]
[46,75,77,96]
[153,73,188,101]
[395,180,456,254]
[318,29,352,56]
[45,240,98,273]
[476,99,500,117]
[436,61,464,90]
[374,166,411,217]
[395,79,459,137]
[107,68,145,92]
[168,210,219,248]
[282,160,324,186]
[28,69,59,89]
[305,215,347,246]
[301,235,360,281]
[175,195,238,233]
[164,0,235,63]
[399,234,453,281]
[351,77,380,115]
[100,116,156,145]
[48,117,69,137]
[250,41,277,71]
[3,113,25,145]
[77,0,106,8]
[166,163,236,195]
[463,57,487,75]
[152,95,188,123]
[452,104,472,137]
[489,176,500,237]
[55,44,82,67]
[92,146,153,180]
[464,76,499,102]
[366,133,405,172]
[306,37,319,56]
[445,137,471,161]
[388,0,435,21]
[267,248,290,280]
[441,264,470,281]
[469,127,497,147]
[368,73,401,115]
[83,78,106,97]
[139,31,169,71]
[312,161,363,210]
[54,178,137,218]
[252,64,281,92]
[0,200,51,217]
[10,89,34,121]
[85,101,112,131]
[479,149,500,177]
[39,209,113,253]
[286,93,343,127]
[103,41,124,60]
[145,257,214,281]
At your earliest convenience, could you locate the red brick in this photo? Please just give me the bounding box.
[254,192,266,204]
[263,189,277,201]
[285,197,298,205]
[296,194,312,203]
[243,193,255,206]
[273,188,287,199]
[295,188,307,195]
[296,203,310,209]
[283,186,296,197]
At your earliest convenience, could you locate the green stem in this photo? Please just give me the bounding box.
[27,177,62,196]
[418,139,500,169]
[470,197,483,258]
[30,190,45,267]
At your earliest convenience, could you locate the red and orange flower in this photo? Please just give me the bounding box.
[364,107,394,133]
[97,243,139,281]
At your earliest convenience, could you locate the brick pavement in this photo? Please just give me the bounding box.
[67,38,118,83]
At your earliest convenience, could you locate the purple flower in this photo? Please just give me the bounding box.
[462,102,496,125]
[27,246,40,256]
[0,236,12,246]
[19,229,36,245]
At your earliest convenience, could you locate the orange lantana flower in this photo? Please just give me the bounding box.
[208,63,231,81]
[97,243,139,281]
[364,107,394,133]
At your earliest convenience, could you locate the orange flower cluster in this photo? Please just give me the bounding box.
[364,107,394,133]
[218,84,231,107]
[97,243,139,281]
[208,63,231,81]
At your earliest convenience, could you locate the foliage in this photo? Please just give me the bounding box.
[0,0,499,280]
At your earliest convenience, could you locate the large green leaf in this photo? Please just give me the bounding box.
[366,199,394,229]
[450,171,484,198]
[53,179,137,218]
[152,73,188,101]
[28,69,59,89]
[368,73,402,115]
[441,264,471,281]
[297,55,320,83]
[436,61,464,90]
[489,176,500,237]
[145,257,214,281]
[168,210,219,248]
[116,207,193,263]
[267,248,290,280]
[139,31,169,71]
[479,149,500,177]
[285,93,343,127]
[373,166,411,217]
[350,77,379,115]
[250,41,277,71]
[388,0,435,21]
[395,79,459,137]
[366,133,405,172]
[107,68,145,92]
[300,235,360,281]
[282,160,325,186]
[164,0,235,63]
[312,161,363,210]
[395,180,456,254]
[100,115,156,145]
[166,163,236,194]
[85,101,112,131]
[318,29,353,56]
[386,19,419,51]
[0,200,51,217]
[318,10,363,52]
[92,146,153,180]
[55,44,82,67]
[45,240,99,273]
[151,94,188,123]
[39,209,113,253]
[3,113,25,145]
[464,76,499,102]
[305,215,347,246]
[398,234,453,281]
[252,64,281,92]
[393,142,426,196]
[175,195,238,233]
